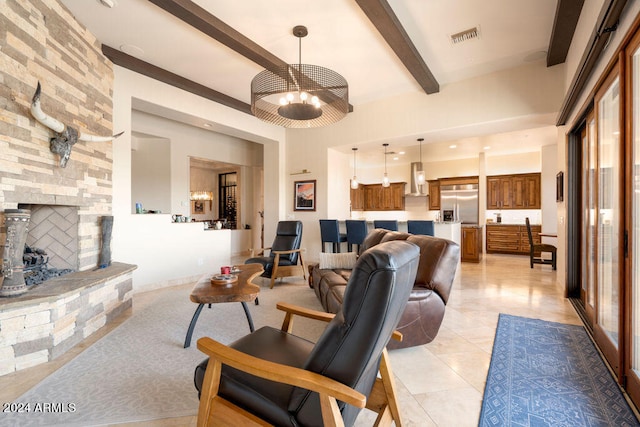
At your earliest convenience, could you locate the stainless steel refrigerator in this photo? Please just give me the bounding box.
[440,184,479,224]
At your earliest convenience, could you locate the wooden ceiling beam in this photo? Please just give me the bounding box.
[146,0,354,112]
[147,0,286,72]
[356,0,439,94]
[547,0,585,66]
[102,45,252,115]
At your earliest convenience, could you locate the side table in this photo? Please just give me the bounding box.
[184,263,263,348]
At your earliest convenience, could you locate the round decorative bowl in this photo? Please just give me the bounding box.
[210,274,238,286]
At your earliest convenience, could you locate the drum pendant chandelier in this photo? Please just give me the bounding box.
[251,25,349,128]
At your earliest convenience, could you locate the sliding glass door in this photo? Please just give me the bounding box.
[573,21,640,410]
[581,113,596,326]
[592,69,622,376]
[626,32,640,404]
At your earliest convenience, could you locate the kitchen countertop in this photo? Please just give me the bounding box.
[485,222,541,226]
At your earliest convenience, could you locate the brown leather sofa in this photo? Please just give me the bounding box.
[309,228,460,349]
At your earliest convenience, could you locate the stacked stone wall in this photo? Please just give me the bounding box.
[0,0,115,269]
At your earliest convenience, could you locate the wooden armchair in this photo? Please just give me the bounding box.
[245,220,306,288]
[195,240,421,427]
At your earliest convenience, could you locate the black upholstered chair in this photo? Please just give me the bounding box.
[407,219,434,236]
[319,219,347,252]
[194,240,420,427]
[373,219,398,231]
[526,217,557,270]
[345,219,368,253]
[245,220,305,288]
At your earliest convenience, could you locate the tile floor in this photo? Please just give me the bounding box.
[1,253,583,426]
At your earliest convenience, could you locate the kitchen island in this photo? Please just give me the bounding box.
[342,220,462,246]
[433,221,461,245]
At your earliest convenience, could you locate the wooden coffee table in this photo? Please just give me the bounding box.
[183,263,263,348]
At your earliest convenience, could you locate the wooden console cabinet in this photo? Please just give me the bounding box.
[487,173,541,209]
[486,223,540,254]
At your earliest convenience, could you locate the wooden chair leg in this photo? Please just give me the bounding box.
[270,253,281,289]
[298,252,306,280]
[367,348,403,427]
[378,348,402,427]
[529,252,534,268]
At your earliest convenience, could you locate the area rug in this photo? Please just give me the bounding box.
[479,314,640,427]
[0,280,325,427]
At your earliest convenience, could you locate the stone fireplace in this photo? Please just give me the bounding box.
[16,204,79,287]
[21,204,79,273]
[0,1,136,375]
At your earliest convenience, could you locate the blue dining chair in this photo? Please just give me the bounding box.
[407,220,434,236]
[319,219,347,252]
[373,220,398,231]
[345,219,368,253]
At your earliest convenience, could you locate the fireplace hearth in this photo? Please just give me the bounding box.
[23,244,74,286]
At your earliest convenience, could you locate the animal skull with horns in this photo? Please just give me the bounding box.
[30,81,123,167]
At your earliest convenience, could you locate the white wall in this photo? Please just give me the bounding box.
[131,136,171,214]
[111,67,285,291]
[485,152,540,175]
[540,144,558,235]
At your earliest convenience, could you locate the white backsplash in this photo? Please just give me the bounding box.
[486,209,541,225]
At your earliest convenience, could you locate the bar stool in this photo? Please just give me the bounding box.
[407,220,434,236]
[319,219,347,252]
[345,219,368,253]
[373,220,398,231]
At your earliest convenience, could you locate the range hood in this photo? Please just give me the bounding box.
[406,162,427,196]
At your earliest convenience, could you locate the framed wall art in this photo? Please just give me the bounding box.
[294,180,316,211]
[556,172,564,202]
[192,200,204,214]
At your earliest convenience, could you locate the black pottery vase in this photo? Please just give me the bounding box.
[98,215,113,269]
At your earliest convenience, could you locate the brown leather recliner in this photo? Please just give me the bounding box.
[309,228,460,349]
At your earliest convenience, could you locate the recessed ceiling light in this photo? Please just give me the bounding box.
[120,44,144,57]
[398,151,405,155]
[449,144,457,149]
[393,157,399,160]
[97,0,116,8]
[483,146,491,150]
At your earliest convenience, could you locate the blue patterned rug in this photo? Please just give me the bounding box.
[480,314,640,427]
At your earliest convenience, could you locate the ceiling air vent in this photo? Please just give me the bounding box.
[450,27,480,45]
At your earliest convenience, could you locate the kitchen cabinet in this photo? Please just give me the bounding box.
[350,186,364,210]
[461,225,483,262]
[512,174,541,209]
[486,173,540,210]
[486,223,540,254]
[428,180,440,210]
[487,176,513,209]
[351,182,405,211]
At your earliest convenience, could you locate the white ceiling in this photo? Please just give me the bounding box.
[60,0,562,164]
